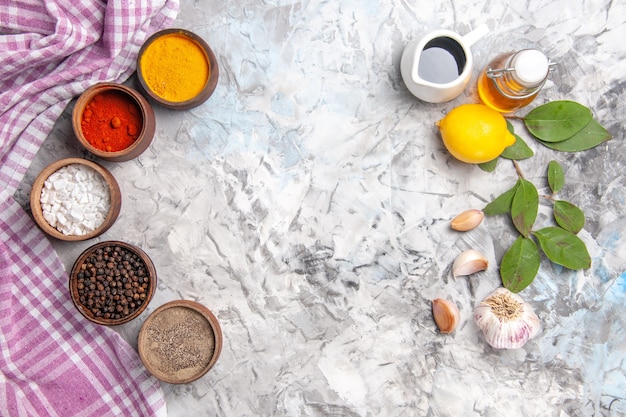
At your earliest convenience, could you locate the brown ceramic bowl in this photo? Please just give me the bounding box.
[136,28,219,110]
[138,300,222,384]
[30,158,121,241]
[70,241,157,326]
[72,82,156,162]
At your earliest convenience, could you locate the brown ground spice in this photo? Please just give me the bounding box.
[142,306,215,380]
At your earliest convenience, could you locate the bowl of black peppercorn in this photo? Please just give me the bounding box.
[70,241,157,326]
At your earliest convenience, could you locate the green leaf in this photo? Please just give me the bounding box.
[524,100,593,142]
[511,179,539,237]
[500,236,541,293]
[500,137,534,160]
[501,121,534,160]
[479,158,498,172]
[483,182,520,216]
[537,119,612,152]
[553,200,585,234]
[547,160,565,193]
[534,226,591,270]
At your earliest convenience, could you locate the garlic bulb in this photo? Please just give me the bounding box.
[453,249,488,278]
[432,298,460,334]
[474,287,540,349]
[450,209,484,231]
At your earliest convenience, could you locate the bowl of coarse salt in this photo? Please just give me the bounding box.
[30,158,121,241]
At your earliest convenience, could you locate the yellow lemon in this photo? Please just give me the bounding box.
[437,103,516,164]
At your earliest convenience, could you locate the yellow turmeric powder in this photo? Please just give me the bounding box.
[140,33,210,102]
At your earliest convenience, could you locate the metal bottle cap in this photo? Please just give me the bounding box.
[510,49,550,87]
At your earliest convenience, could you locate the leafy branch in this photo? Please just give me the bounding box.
[478,101,611,293]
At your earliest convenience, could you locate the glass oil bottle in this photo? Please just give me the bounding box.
[477,49,553,113]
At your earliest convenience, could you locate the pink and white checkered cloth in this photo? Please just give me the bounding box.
[0,1,179,416]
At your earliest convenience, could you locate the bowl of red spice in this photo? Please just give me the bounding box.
[138,300,222,384]
[72,83,156,162]
[30,158,122,241]
[137,28,219,110]
[70,241,157,326]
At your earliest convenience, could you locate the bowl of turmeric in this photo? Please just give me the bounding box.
[72,83,156,162]
[137,28,219,110]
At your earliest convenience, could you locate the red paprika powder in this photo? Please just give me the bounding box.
[81,90,143,152]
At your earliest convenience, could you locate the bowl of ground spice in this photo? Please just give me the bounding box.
[70,241,157,326]
[137,28,219,110]
[72,83,156,162]
[138,300,222,384]
[30,158,121,241]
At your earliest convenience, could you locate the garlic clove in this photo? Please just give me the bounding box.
[432,298,460,334]
[473,287,540,349]
[452,249,488,278]
[450,209,484,232]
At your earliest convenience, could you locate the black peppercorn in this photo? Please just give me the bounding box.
[75,244,151,321]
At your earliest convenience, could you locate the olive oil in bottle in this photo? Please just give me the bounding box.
[477,49,552,113]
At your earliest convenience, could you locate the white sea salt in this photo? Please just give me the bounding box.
[40,164,111,236]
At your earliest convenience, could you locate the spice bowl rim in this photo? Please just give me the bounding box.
[136,28,220,110]
[29,157,121,242]
[72,82,156,162]
[69,240,157,326]
[137,299,223,384]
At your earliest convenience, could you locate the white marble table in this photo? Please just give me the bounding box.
[16,0,626,415]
